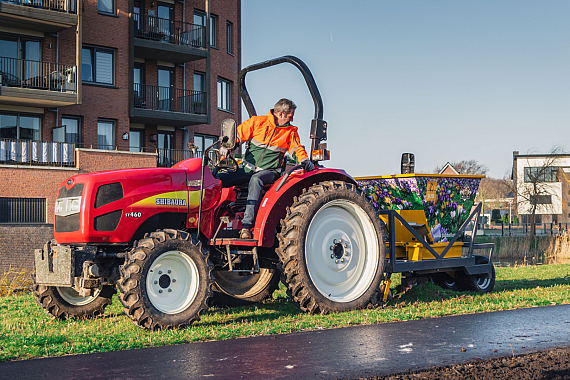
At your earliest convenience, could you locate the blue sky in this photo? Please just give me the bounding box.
[240,1,570,178]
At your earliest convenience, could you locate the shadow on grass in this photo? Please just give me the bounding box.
[494,277,570,292]
[199,299,304,327]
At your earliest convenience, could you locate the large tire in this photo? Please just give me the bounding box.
[33,284,115,320]
[456,255,495,293]
[211,268,281,306]
[118,229,214,330]
[277,181,385,314]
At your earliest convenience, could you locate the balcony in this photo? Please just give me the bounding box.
[0,57,78,107]
[133,14,207,63]
[0,0,78,33]
[131,83,207,127]
[0,139,76,167]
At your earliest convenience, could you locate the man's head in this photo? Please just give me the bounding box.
[273,98,296,126]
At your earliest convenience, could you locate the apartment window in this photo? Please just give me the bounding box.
[0,113,41,140]
[524,167,559,183]
[0,197,45,223]
[82,46,115,85]
[530,195,552,205]
[226,21,232,54]
[217,78,231,112]
[194,133,217,157]
[193,11,217,47]
[98,0,115,15]
[53,117,80,145]
[129,129,143,152]
[97,119,115,149]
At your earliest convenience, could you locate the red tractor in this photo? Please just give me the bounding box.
[34,56,386,330]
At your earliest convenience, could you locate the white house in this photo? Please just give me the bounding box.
[512,151,570,224]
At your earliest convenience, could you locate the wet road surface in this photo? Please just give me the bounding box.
[2,304,569,380]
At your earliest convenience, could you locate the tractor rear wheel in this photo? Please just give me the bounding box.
[277,180,385,314]
[211,268,281,306]
[118,229,214,330]
[456,255,495,293]
[33,284,115,320]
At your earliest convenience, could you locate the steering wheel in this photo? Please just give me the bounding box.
[208,148,239,176]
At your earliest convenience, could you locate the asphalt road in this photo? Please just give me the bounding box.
[2,305,569,380]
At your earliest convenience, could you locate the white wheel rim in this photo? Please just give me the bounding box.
[146,251,200,314]
[477,276,491,290]
[57,286,102,306]
[305,200,379,302]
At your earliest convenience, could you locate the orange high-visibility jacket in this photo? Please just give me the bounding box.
[237,110,309,173]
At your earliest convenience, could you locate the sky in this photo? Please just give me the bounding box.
[239,0,570,179]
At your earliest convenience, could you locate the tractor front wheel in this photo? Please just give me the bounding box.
[33,284,115,320]
[118,229,214,330]
[277,181,385,314]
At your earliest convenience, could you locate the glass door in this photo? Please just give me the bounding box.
[157,131,173,166]
[157,3,173,42]
[134,63,145,108]
[157,67,172,111]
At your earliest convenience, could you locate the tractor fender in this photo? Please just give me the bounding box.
[254,168,357,247]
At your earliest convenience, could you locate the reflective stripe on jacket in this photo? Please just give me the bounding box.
[237,110,309,173]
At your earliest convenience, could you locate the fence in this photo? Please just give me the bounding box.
[0,57,76,92]
[0,0,77,13]
[133,84,206,115]
[478,222,570,237]
[132,14,206,48]
[0,139,76,167]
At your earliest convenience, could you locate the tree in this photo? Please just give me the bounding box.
[510,147,569,236]
[434,159,489,175]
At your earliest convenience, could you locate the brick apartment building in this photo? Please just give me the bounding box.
[0,0,241,274]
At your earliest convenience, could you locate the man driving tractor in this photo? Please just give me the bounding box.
[217,98,315,239]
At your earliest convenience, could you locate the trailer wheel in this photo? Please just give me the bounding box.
[277,181,385,314]
[431,272,458,291]
[456,255,495,293]
[118,229,214,330]
[33,284,115,320]
[211,268,281,306]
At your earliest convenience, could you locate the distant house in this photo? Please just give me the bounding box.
[438,162,459,175]
[512,151,570,224]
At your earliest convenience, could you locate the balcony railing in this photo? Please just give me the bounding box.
[0,57,77,93]
[0,139,76,167]
[133,14,206,49]
[134,83,206,114]
[0,0,77,13]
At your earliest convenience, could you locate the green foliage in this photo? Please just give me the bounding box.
[0,264,569,362]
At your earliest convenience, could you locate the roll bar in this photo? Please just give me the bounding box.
[239,55,328,160]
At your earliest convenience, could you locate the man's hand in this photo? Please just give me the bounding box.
[219,147,229,159]
[301,160,315,171]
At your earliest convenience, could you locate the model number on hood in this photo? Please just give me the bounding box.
[125,212,142,218]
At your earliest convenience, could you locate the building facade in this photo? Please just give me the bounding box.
[512,151,570,224]
[0,0,241,272]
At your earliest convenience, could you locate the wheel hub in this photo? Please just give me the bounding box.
[329,238,351,265]
[159,274,171,289]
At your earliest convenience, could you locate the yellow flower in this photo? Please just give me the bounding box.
[384,197,391,203]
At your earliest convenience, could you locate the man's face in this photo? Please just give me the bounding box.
[276,110,295,126]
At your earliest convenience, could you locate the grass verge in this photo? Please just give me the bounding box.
[1,264,569,362]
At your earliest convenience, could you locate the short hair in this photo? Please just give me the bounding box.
[273,98,297,115]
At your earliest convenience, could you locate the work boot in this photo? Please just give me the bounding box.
[239,228,252,239]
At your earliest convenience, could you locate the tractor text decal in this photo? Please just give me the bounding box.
[156,198,187,206]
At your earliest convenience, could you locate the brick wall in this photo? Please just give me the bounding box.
[0,149,156,275]
[0,224,53,275]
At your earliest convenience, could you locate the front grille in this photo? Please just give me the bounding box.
[94,210,122,231]
[95,182,123,209]
[55,214,80,233]
[58,183,84,198]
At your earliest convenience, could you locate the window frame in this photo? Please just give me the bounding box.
[226,21,232,55]
[97,119,116,150]
[129,129,144,152]
[193,10,217,48]
[217,77,231,112]
[0,112,41,141]
[98,0,116,16]
[524,166,559,183]
[60,116,81,145]
[82,45,116,86]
